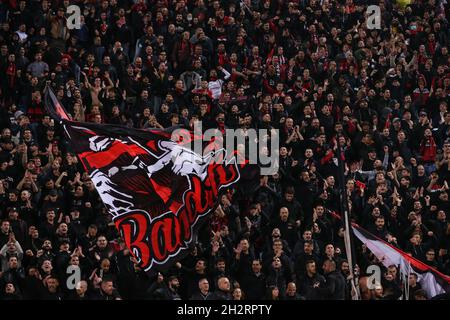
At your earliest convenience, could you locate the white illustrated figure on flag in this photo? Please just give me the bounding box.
[89,136,214,181]
[87,135,219,217]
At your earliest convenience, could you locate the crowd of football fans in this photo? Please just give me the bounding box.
[0,0,449,300]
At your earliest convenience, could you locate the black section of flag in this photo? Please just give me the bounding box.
[45,87,245,274]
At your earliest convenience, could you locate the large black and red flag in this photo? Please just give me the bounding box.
[44,86,246,273]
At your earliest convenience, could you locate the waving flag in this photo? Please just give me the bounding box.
[44,86,245,273]
[352,223,450,299]
[44,86,70,121]
[329,210,450,299]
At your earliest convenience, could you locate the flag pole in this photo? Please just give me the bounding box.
[405,260,412,300]
[335,135,360,300]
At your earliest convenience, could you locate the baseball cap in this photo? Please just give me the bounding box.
[14,110,25,119]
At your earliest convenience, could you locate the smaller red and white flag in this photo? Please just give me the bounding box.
[352,224,450,299]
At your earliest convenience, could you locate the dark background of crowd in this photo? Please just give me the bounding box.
[0,0,449,301]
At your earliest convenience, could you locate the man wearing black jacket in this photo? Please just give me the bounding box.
[0,220,11,248]
[278,187,304,227]
[148,275,181,300]
[0,256,25,293]
[41,276,63,300]
[298,260,326,300]
[190,278,212,300]
[241,259,266,300]
[67,280,91,300]
[294,240,320,280]
[231,238,254,286]
[209,276,232,300]
[321,259,346,300]
[93,278,122,300]
[179,258,210,299]
[285,282,305,300]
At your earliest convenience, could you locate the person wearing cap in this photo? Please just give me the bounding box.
[43,186,62,209]
[14,111,25,121]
